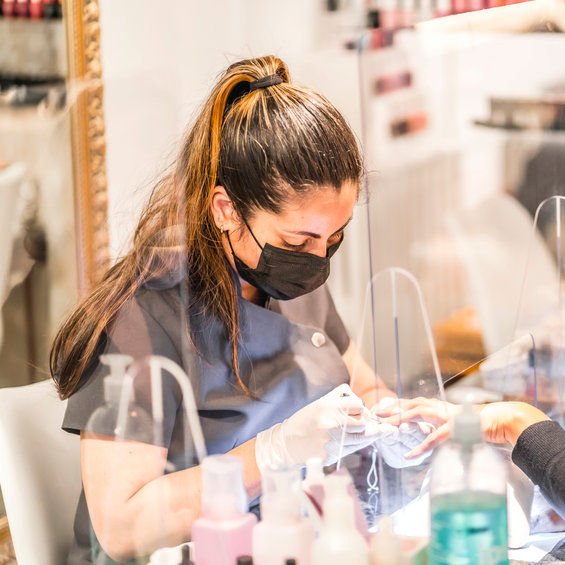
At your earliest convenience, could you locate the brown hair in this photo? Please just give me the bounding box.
[51,55,363,399]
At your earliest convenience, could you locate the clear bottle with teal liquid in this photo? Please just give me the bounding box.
[429,403,508,565]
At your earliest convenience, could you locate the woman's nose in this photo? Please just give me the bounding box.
[311,241,329,258]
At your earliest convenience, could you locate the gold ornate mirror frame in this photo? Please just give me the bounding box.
[63,0,110,295]
[0,515,14,562]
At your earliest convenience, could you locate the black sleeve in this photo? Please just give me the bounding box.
[512,420,565,515]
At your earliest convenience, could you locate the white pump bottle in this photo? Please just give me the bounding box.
[311,474,370,565]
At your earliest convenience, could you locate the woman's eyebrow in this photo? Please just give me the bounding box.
[287,217,353,239]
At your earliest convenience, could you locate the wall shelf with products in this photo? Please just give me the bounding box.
[0,17,65,81]
[0,16,66,111]
[0,0,62,20]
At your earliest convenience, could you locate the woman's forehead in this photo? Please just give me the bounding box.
[260,182,357,234]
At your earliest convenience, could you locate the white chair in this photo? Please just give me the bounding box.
[0,162,26,348]
[0,379,81,565]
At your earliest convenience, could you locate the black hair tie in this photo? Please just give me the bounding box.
[249,74,283,91]
[223,74,284,119]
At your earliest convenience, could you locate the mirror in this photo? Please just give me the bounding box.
[0,0,109,546]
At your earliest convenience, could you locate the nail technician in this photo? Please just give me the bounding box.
[50,56,430,564]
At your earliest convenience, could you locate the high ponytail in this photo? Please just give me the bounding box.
[51,55,361,399]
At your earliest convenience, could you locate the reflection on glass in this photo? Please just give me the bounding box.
[0,11,76,387]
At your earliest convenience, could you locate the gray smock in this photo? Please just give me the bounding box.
[61,279,351,564]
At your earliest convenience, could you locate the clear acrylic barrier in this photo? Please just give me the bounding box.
[83,338,209,562]
[325,12,565,551]
[510,196,565,425]
[351,267,445,400]
[76,187,213,562]
[339,26,565,392]
[85,353,208,561]
[343,267,448,530]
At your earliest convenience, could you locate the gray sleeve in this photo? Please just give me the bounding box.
[62,295,183,448]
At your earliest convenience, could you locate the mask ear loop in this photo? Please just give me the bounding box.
[225,230,238,258]
[240,215,264,250]
[225,214,264,266]
[224,201,264,252]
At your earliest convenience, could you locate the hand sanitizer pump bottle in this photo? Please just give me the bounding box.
[429,403,509,565]
[86,354,153,442]
[192,455,257,565]
[253,467,314,565]
[311,474,369,565]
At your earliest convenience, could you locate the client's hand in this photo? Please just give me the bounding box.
[372,397,460,460]
[479,401,549,446]
[373,397,551,458]
[365,415,436,468]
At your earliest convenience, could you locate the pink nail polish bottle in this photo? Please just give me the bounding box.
[192,455,257,565]
[2,0,16,17]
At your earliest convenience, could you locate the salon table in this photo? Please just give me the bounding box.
[152,534,565,564]
[510,532,565,563]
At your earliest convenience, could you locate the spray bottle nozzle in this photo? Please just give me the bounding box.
[100,354,134,402]
[201,455,247,520]
[452,401,482,447]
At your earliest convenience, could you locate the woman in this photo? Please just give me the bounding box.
[51,56,419,564]
[377,397,565,516]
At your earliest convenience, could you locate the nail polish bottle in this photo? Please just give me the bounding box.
[42,0,55,18]
[29,0,42,19]
[192,455,257,565]
[253,466,314,565]
[2,0,16,17]
[15,0,28,18]
[434,0,452,17]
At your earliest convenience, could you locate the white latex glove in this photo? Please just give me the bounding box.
[255,384,380,470]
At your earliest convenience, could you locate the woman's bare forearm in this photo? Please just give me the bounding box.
[342,341,395,408]
[94,437,261,561]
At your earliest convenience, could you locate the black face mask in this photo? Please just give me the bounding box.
[226,220,343,301]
